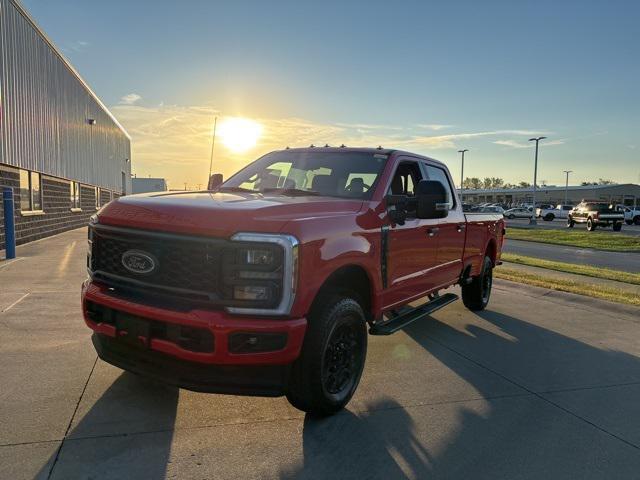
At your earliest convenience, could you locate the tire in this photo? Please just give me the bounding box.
[613,222,622,232]
[567,217,575,228]
[544,213,554,221]
[462,256,493,311]
[626,220,633,226]
[634,216,640,226]
[286,295,367,416]
[587,218,597,231]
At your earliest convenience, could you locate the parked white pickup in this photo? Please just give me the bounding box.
[536,204,574,221]
[617,206,640,225]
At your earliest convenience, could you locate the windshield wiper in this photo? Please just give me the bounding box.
[217,186,260,193]
[261,187,320,196]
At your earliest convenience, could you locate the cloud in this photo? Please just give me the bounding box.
[62,40,90,54]
[110,102,557,188]
[119,93,142,105]
[493,138,565,149]
[416,124,454,131]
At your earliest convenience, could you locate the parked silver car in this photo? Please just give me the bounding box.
[504,207,533,219]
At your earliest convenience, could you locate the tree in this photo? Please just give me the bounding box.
[462,177,482,189]
[598,178,616,185]
[518,181,531,188]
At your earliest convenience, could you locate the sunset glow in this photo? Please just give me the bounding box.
[218,117,263,153]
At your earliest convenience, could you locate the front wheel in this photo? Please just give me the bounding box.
[587,218,597,231]
[462,256,493,311]
[567,217,575,228]
[544,214,554,221]
[626,220,633,226]
[286,295,367,416]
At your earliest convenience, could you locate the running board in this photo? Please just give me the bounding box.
[369,293,458,336]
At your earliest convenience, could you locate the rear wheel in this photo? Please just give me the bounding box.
[544,213,554,221]
[587,218,597,231]
[286,295,367,416]
[462,256,493,311]
[567,217,575,228]
[613,222,622,232]
[626,220,633,226]
[634,216,640,226]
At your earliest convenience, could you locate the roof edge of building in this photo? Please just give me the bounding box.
[10,0,131,141]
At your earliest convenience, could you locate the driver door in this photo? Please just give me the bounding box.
[384,160,440,309]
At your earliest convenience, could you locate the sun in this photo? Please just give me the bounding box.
[218,117,263,153]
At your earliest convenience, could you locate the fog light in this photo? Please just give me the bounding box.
[233,285,269,301]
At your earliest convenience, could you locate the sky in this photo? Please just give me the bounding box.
[22,0,640,190]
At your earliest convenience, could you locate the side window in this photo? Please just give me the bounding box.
[70,182,81,210]
[425,164,455,209]
[19,170,43,212]
[388,161,423,196]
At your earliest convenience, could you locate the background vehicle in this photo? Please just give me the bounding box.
[568,201,624,231]
[617,205,640,225]
[479,205,505,214]
[504,207,533,219]
[82,147,504,416]
[537,204,574,221]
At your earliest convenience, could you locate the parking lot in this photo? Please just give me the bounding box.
[2,228,640,479]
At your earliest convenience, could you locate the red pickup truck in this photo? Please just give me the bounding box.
[82,147,504,415]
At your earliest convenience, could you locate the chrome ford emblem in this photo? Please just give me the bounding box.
[121,250,157,275]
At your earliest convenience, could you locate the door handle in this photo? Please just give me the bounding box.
[457,224,466,232]
[427,227,439,237]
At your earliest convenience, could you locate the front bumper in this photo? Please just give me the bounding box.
[81,280,307,367]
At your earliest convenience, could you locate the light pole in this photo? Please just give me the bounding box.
[528,136,546,225]
[458,149,468,198]
[563,170,573,205]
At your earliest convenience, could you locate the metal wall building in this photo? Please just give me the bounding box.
[0,0,131,250]
[459,183,640,207]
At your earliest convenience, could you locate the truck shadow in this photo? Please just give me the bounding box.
[35,371,178,480]
[282,308,640,479]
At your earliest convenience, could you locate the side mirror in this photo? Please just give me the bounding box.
[208,173,223,190]
[416,180,449,219]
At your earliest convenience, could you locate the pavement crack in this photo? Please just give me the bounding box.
[46,356,98,480]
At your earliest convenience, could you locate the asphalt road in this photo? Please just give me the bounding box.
[506,217,640,236]
[503,239,640,273]
[2,229,640,479]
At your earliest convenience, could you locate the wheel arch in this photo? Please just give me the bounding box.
[309,264,375,322]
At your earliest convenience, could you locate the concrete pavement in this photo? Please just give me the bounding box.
[503,238,640,273]
[2,228,640,479]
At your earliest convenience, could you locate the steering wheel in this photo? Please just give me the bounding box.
[345,183,371,192]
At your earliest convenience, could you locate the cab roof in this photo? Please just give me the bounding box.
[272,146,446,166]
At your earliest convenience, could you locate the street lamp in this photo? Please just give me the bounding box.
[528,136,546,225]
[458,149,468,194]
[563,170,573,205]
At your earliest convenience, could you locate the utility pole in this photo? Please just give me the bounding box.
[528,136,546,225]
[208,116,218,182]
[458,149,468,198]
[563,170,573,205]
[183,182,187,191]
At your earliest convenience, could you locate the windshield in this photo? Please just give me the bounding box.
[221,150,388,199]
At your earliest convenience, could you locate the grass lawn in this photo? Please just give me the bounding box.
[495,267,640,307]
[506,228,640,252]
[501,253,640,285]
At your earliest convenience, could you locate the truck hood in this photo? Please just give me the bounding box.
[97,191,365,238]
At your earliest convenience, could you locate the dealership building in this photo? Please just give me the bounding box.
[459,183,640,207]
[0,0,131,251]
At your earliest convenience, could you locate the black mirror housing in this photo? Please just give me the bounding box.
[416,180,449,219]
[208,173,223,190]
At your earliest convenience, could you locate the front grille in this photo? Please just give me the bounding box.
[91,225,228,301]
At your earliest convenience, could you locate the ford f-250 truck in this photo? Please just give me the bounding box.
[82,147,504,416]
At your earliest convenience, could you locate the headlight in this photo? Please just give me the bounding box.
[225,233,299,316]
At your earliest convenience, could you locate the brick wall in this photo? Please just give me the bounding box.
[1,164,120,251]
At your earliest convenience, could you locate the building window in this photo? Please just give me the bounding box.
[70,181,81,210]
[19,170,43,212]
